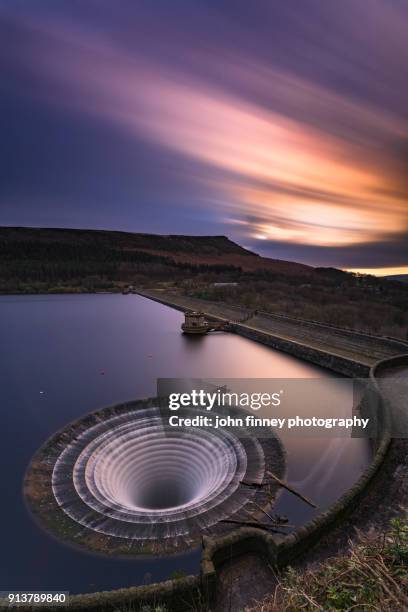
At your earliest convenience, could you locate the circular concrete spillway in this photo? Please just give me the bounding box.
[54,409,250,536]
[24,400,285,555]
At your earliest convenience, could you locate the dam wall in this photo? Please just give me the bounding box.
[135,288,407,372]
[228,321,370,377]
[200,367,392,578]
[253,308,408,353]
[20,293,405,611]
[28,365,393,612]
[201,355,408,593]
[371,353,408,377]
[136,289,375,375]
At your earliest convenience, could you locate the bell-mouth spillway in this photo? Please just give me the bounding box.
[24,398,285,556]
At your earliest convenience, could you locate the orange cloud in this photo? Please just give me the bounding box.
[347,266,408,277]
[9,17,408,251]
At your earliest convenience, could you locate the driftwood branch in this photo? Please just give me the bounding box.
[250,500,276,523]
[240,475,317,509]
[266,471,317,509]
[220,519,291,533]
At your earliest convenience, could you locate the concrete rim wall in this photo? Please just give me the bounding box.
[200,354,407,593]
[18,354,407,611]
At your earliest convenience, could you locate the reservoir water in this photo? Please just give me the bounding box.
[0,294,371,593]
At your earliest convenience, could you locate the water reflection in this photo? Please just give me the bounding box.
[0,294,371,593]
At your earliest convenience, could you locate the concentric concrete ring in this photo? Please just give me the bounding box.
[24,398,285,555]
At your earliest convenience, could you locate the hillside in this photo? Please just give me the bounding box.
[0,226,313,284]
[1,226,407,338]
[385,274,408,284]
[0,226,255,256]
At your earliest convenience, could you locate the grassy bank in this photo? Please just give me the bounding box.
[248,517,408,611]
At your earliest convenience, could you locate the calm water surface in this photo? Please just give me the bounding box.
[0,295,371,593]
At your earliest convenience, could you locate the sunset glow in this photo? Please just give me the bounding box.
[347,266,408,277]
[1,1,407,270]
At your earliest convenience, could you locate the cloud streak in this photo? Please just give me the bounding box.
[1,2,407,270]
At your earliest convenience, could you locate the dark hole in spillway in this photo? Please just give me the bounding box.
[132,478,195,510]
[29,405,283,555]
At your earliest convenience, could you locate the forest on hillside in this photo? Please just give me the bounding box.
[183,271,408,339]
[1,228,407,339]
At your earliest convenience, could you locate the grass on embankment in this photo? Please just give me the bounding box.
[248,517,408,611]
[114,518,407,611]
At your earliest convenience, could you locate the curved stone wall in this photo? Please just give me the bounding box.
[371,353,408,378]
[200,355,407,601]
[21,354,407,611]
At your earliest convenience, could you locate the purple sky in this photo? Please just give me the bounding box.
[1,0,407,273]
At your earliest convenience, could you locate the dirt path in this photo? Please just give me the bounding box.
[214,553,278,612]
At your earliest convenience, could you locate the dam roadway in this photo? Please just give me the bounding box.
[135,289,408,610]
[137,288,408,374]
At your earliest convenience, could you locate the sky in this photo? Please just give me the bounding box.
[1,0,407,274]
